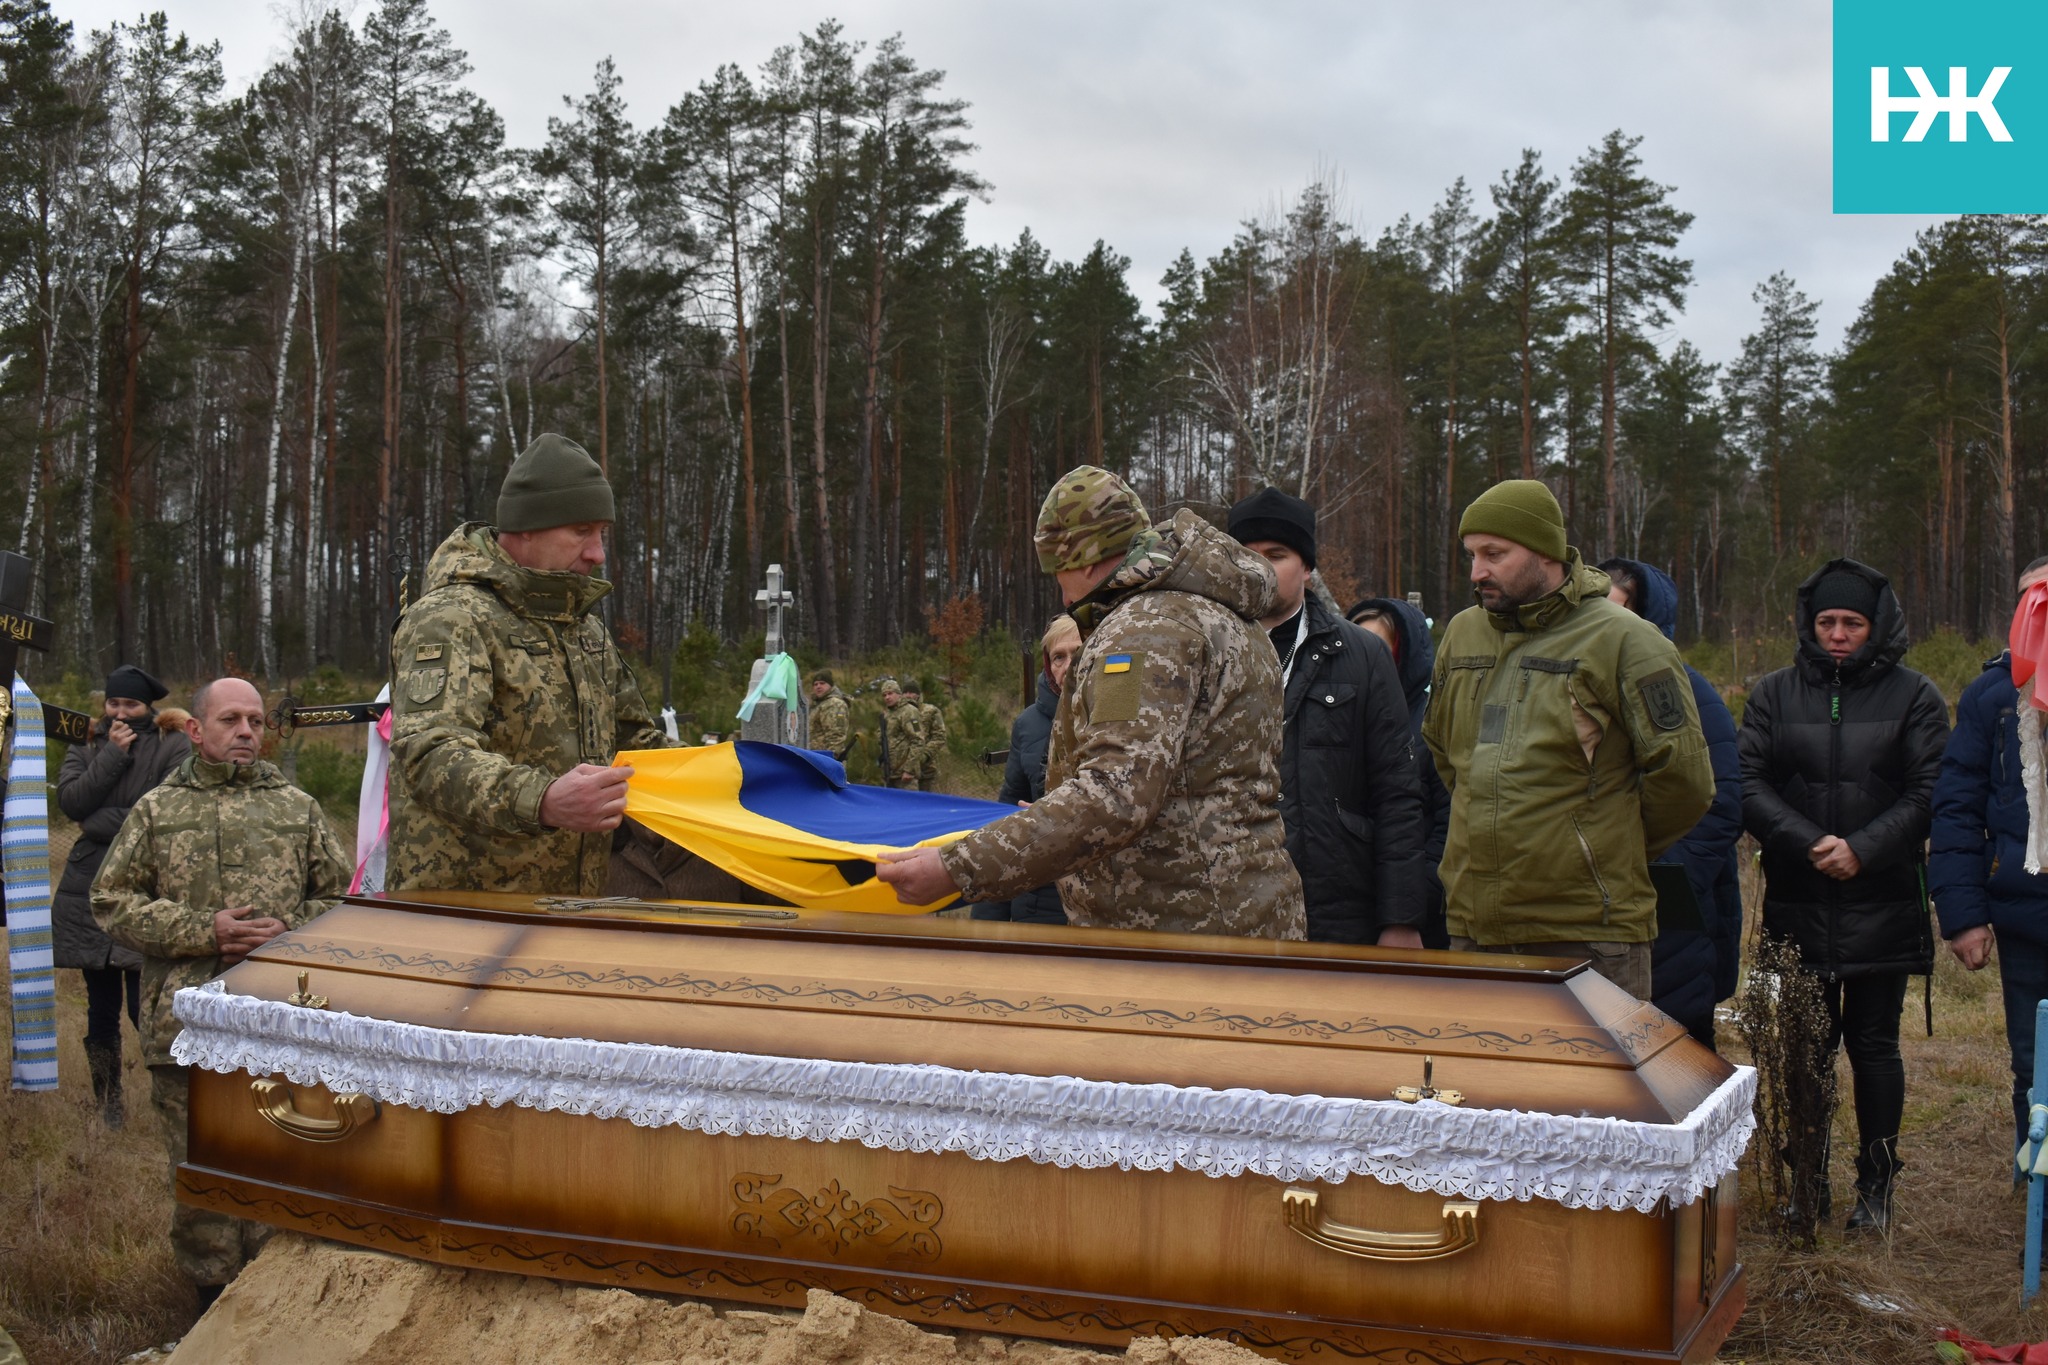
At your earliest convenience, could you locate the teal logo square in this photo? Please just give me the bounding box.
[1834,0,2048,212]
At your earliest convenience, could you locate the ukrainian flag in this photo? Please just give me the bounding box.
[615,742,1015,913]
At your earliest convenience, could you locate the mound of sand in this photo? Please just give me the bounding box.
[169,1234,1266,1365]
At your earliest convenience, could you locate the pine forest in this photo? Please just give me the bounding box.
[1,0,2039,689]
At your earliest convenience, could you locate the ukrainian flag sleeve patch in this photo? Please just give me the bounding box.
[1093,651,1144,723]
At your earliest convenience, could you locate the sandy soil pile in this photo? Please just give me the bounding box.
[167,1234,1265,1364]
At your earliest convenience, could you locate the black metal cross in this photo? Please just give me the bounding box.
[0,551,51,688]
[0,551,88,744]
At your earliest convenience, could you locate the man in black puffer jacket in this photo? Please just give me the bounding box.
[1739,558,1950,1233]
[1230,489,1424,945]
[1600,558,1745,1050]
[1348,594,1450,948]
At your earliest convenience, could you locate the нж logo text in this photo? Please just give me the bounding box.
[1870,66,2014,142]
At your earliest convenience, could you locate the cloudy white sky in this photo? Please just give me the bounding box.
[61,0,1942,369]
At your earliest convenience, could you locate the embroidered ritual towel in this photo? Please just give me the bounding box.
[4,673,57,1091]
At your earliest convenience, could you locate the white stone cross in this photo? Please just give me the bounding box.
[754,563,794,656]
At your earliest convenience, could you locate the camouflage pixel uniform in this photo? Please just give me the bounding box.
[941,484,1306,940]
[916,699,947,791]
[385,523,669,895]
[809,686,851,759]
[92,754,351,1287]
[880,696,927,790]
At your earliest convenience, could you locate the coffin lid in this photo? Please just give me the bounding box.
[211,892,1731,1126]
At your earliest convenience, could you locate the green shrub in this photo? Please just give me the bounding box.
[1682,640,1735,690]
[293,664,360,705]
[948,694,1009,758]
[1904,630,1998,702]
[294,741,366,819]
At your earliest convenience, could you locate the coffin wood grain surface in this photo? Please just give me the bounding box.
[180,893,1747,1363]
[228,895,1718,1122]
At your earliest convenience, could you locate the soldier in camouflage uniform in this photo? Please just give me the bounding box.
[903,681,947,791]
[876,678,927,790]
[385,434,670,896]
[878,467,1306,939]
[808,670,851,760]
[92,677,352,1305]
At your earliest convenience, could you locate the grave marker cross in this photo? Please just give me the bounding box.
[754,564,794,658]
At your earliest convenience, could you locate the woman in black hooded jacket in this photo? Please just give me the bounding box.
[1738,558,1949,1231]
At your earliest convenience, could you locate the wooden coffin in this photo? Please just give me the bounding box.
[173,893,1752,1364]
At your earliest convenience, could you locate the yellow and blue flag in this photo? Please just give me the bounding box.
[615,742,1014,913]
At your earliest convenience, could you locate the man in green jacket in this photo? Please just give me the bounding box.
[1422,479,1713,998]
[93,676,352,1306]
[385,434,671,896]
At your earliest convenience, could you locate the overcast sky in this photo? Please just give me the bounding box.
[60,0,1944,369]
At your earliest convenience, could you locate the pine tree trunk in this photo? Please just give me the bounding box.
[775,278,810,640]
[595,229,608,472]
[257,211,307,685]
[381,142,402,612]
[114,241,145,664]
[729,215,760,586]
[851,235,883,652]
[1600,227,1618,554]
[808,206,839,655]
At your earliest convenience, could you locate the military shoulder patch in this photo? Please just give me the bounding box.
[404,664,447,707]
[414,643,445,662]
[1639,668,1687,731]
[1092,650,1145,723]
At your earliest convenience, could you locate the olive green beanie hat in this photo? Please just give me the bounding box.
[497,433,615,533]
[1457,479,1567,563]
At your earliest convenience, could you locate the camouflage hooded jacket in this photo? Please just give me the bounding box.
[809,687,851,757]
[941,510,1306,940]
[92,756,351,1067]
[386,523,668,896]
[880,699,927,782]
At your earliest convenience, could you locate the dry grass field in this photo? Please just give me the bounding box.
[5,841,2047,1363]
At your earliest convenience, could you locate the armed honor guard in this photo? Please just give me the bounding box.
[878,678,926,790]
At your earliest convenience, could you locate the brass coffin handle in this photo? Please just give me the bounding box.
[1282,1187,1479,1261]
[251,1078,379,1144]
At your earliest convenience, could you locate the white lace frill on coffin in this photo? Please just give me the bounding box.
[172,979,1754,1214]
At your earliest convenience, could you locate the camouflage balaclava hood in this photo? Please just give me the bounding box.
[1035,465,1151,573]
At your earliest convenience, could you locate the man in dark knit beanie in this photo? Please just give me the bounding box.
[384,433,671,897]
[1226,486,1424,949]
[1421,478,1713,999]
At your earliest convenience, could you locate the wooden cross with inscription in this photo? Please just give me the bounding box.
[0,551,91,745]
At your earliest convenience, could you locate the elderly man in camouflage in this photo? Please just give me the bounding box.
[877,466,1305,939]
[93,677,352,1309]
[385,434,670,896]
